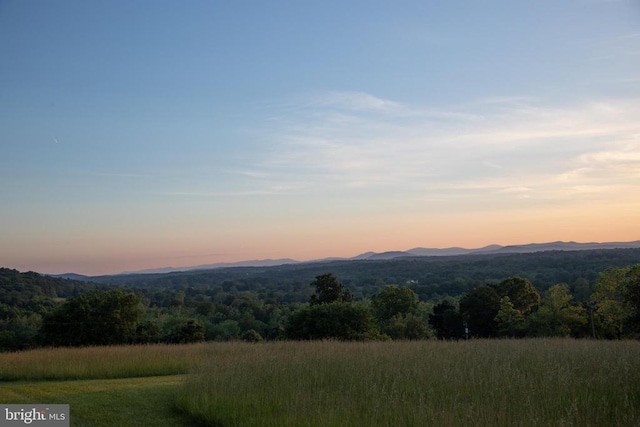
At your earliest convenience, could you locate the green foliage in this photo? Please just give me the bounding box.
[572,277,592,302]
[0,268,97,350]
[3,260,640,349]
[592,267,629,338]
[429,300,464,339]
[527,284,587,337]
[135,320,161,344]
[459,285,501,337]
[96,248,640,301]
[309,273,354,305]
[495,296,526,337]
[626,265,640,331]
[493,276,540,314]
[371,286,430,340]
[206,319,241,341]
[40,289,142,346]
[287,302,382,340]
[0,268,95,305]
[0,313,42,351]
[163,319,205,344]
[371,285,419,322]
[591,265,640,338]
[383,313,433,340]
[241,329,264,342]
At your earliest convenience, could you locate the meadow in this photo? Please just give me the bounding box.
[1,340,639,426]
[0,343,208,381]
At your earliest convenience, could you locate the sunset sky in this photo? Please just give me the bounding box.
[2,1,640,275]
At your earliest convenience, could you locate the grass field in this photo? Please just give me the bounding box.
[0,375,190,426]
[0,343,207,381]
[0,344,208,426]
[2,340,639,426]
[177,339,640,427]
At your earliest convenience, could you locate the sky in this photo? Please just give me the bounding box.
[1,0,640,275]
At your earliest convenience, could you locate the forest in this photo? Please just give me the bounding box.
[1,248,639,351]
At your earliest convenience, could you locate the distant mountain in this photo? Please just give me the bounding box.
[120,258,300,275]
[350,251,409,260]
[353,240,640,261]
[349,251,377,260]
[406,244,502,257]
[85,247,640,297]
[50,273,93,281]
[488,240,640,254]
[53,240,640,278]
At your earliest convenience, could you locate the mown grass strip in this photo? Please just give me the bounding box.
[0,375,191,427]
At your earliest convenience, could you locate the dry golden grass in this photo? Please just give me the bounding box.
[0,343,207,381]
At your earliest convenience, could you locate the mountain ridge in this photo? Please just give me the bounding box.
[50,240,640,278]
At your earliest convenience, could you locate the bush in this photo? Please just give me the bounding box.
[287,302,382,341]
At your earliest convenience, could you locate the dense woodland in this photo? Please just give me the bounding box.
[1,248,640,351]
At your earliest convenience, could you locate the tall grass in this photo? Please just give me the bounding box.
[0,343,207,381]
[176,339,640,427]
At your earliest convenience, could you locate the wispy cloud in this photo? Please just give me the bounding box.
[161,189,287,198]
[315,91,400,111]
[256,91,640,209]
[89,172,152,178]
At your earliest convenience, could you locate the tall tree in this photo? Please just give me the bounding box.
[624,265,640,332]
[40,289,142,346]
[528,284,587,337]
[494,296,525,337]
[287,302,381,341]
[371,285,419,322]
[459,285,501,338]
[429,300,464,340]
[309,274,354,305]
[592,265,640,338]
[493,277,540,314]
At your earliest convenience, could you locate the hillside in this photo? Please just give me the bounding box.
[90,248,640,301]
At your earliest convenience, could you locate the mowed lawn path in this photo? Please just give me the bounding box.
[0,375,194,426]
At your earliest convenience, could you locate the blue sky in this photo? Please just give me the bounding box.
[1,0,639,275]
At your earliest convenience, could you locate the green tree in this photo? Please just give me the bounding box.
[429,300,464,339]
[384,313,433,340]
[207,319,241,341]
[572,278,592,302]
[528,284,587,337]
[493,277,540,314]
[135,320,161,344]
[371,285,419,322]
[164,318,205,344]
[40,289,142,346]
[0,313,41,351]
[625,265,640,332]
[287,302,381,340]
[592,265,640,338]
[241,329,264,342]
[459,285,501,338]
[310,274,354,305]
[494,296,525,337]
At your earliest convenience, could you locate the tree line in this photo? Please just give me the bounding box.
[431,266,640,339]
[1,263,638,350]
[93,248,640,302]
